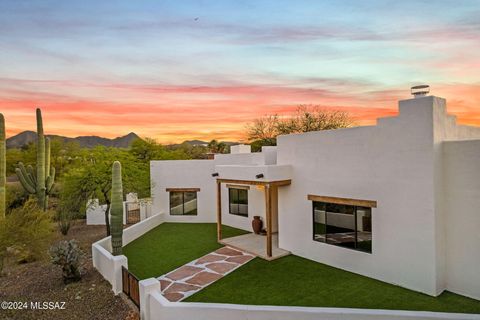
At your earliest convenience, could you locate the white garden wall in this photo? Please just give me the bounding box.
[92,212,165,294]
[86,198,152,225]
[139,278,480,320]
[92,236,127,294]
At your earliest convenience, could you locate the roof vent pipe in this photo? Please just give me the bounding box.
[411,85,430,98]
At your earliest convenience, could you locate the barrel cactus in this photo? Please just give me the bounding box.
[0,113,6,218]
[15,108,55,210]
[110,161,123,255]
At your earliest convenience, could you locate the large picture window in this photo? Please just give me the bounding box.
[312,201,372,253]
[169,191,198,215]
[229,188,248,217]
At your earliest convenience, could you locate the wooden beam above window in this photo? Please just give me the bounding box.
[217,178,291,187]
[166,188,200,192]
[307,194,377,208]
[226,184,250,190]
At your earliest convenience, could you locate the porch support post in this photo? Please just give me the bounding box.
[217,180,222,241]
[265,183,272,258]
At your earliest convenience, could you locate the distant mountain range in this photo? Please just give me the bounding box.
[6,131,141,149]
[6,132,240,149]
[178,140,239,147]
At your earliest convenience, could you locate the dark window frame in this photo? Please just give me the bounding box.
[228,188,248,217]
[169,191,198,216]
[312,201,372,254]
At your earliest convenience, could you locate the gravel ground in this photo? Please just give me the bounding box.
[0,221,137,320]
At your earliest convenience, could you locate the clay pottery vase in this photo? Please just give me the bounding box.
[252,216,263,234]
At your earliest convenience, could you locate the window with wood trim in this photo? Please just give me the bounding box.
[312,201,372,253]
[229,188,248,217]
[169,191,197,215]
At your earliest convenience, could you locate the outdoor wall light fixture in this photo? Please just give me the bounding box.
[211,172,219,177]
[256,173,264,179]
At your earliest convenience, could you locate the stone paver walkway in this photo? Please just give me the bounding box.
[157,246,255,302]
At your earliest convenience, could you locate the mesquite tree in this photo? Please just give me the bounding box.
[60,146,148,236]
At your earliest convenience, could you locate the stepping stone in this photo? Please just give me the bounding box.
[186,271,222,286]
[159,279,172,292]
[195,254,227,265]
[205,262,238,274]
[225,255,254,264]
[163,292,184,302]
[215,247,243,256]
[166,265,204,281]
[164,283,201,294]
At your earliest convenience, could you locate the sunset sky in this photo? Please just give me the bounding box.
[1,0,479,143]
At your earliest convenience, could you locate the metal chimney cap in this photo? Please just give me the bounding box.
[411,84,430,98]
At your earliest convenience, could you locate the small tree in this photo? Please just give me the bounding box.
[246,106,353,150]
[50,240,84,284]
[207,140,229,154]
[60,147,148,236]
[246,115,279,144]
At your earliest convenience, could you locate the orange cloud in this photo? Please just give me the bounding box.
[0,81,478,144]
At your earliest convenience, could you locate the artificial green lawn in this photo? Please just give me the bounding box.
[122,223,248,279]
[123,223,480,314]
[186,255,480,314]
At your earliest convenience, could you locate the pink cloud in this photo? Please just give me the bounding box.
[0,81,478,144]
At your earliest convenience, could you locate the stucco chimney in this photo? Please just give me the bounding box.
[411,85,430,98]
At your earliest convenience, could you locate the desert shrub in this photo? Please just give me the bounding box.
[0,199,54,271]
[50,240,85,284]
[5,182,29,211]
[56,210,73,235]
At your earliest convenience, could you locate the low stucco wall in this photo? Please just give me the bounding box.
[92,212,165,294]
[92,236,127,294]
[87,200,152,225]
[140,278,479,320]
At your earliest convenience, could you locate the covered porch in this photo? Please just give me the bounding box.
[216,178,292,260]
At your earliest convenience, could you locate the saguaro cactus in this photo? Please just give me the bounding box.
[15,108,55,210]
[0,113,6,218]
[110,161,123,255]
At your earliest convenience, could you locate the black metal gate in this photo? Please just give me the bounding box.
[126,202,141,224]
[122,266,140,307]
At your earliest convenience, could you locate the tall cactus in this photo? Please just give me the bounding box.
[110,161,123,255]
[0,113,6,218]
[15,108,55,210]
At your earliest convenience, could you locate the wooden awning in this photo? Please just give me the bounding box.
[216,178,291,187]
[166,188,200,192]
[307,194,377,208]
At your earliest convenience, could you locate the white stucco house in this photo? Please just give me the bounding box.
[150,92,480,301]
